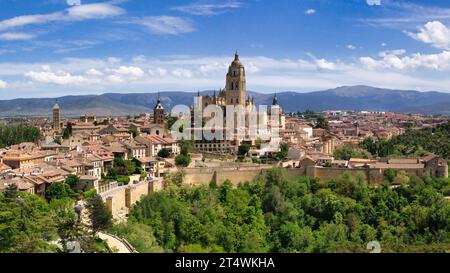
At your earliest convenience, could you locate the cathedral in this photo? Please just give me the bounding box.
[192,52,285,154]
[199,52,255,110]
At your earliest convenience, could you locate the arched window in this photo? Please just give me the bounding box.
[236,99,239,104]
[231,98,233,104]
[156,130,160,135]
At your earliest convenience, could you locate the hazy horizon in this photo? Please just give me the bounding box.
[2,84,450,101]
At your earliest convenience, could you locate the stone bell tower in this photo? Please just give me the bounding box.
[153,93,165,125]
[53,101,61,133]
[225,51,246,106]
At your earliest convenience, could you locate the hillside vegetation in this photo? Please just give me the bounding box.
[0,124,40,148]
[113,168,450,253]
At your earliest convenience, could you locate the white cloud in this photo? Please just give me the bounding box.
[366,0,381,6]
[85,68,103,76]
[406,21,450,50]
[0,32,35,41]
[315,59,336,70]
[199,62,228,75]
[149,68,168,77]
[172,1,242,16]
[172,68,193,78]
[67,3,124,20]
[378,49,406,57]
[136,16,195,35]
[305,9,316,15]
[346,44,356,50]
[361,3,450,28]
[67,0,81,6]
[4,52,450,98]
[0,3,124,31]
[360,50,450,71]
[107,75,124,83]
[0,79,6,89]
[132,55,147,63]
[25,68,88,85]
[113,66,144,77]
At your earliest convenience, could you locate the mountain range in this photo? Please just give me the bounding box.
[1,85,450,117]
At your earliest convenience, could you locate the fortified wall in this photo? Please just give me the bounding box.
[101,162,446,217]
[183,166,307,186]
[100,179,164,217]
[181,165,418,186]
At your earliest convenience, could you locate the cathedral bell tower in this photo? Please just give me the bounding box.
[154,93,165,125]
[225,52,246,106]
[53,101,61,133]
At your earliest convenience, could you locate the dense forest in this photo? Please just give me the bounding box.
[0,124,40,148]
[388,122,450,159]
[333,121,450,161]
[112,168,450,253]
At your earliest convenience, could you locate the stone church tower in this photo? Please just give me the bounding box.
[153,94,165,125]
[225,52,246,106]
[52,101,61,133]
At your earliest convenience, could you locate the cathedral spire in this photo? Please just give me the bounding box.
[272,92,279,106]
[234,50,239,61]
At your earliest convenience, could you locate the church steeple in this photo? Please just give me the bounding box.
[272,92,279,106]
[154,92,164,125]
[53,99,61,133]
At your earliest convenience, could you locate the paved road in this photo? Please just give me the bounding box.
[98,232,133,253]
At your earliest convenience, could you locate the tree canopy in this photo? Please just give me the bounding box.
[122,168,450,253]
[0,124,40,148]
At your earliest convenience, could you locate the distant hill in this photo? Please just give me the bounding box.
[1,85,450,117]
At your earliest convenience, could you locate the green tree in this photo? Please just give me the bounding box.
[85,194,112,234]
[129,128,138,138]
[49,198,83,252]
[238,144,250,156]
[65,175,80,191]
[0,124,41,148]
[333,143,369,160]
[315,116,329,130]
[63,128,70,139]
[157,148,171,158]
[0,193,57,252]
[45,182,75,202]
[4,183,19,200]
[384,169,396,184]
[276,143,289,160]
[110,222,163,253]
[175,154,192,167]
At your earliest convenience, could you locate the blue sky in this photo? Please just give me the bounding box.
[1,0,450,99]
